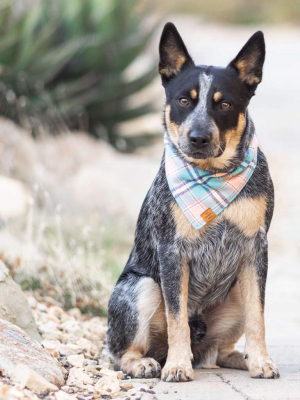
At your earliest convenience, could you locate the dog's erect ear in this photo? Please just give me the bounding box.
[228,31,265,87]
[159,22,194,83]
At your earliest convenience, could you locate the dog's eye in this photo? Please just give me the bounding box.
[178,97,189,107]
[220,102,231,110]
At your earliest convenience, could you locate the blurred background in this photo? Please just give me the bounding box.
[0,0,299,355]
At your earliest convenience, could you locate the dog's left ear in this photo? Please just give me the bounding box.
[228,31,265,87]
[159,22,194,84]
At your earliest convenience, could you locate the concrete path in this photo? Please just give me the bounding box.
[155,364,300,400]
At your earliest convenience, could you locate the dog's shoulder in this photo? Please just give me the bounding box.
[239,147,274,200]
[235,147,274,232]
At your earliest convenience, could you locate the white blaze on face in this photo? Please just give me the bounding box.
[197,72,213,121]
[183,72,213,133]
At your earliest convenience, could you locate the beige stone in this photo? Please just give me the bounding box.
[0,176,31,219]
[0,261,41,342]
[95,376,120,396]
[99,368,124,379]
[55,391,74,400]
[0,319,64,387]
[67,354,85,368]
[66,368,93,386]
[11,365,58,393]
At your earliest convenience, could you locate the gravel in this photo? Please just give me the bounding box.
[0,293,158,400]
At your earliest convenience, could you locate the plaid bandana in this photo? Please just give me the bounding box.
[165,133,258,230]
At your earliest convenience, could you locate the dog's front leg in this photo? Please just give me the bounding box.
[238,242,279,379]
[158,245,193,382]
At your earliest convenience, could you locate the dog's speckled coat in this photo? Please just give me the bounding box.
[107,22,279,382]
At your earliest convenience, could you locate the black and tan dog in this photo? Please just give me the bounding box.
[107,22,279,382]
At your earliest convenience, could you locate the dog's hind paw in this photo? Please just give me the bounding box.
[131,357,161,379]
[248,358,280,379]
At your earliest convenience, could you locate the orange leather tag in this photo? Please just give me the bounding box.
[201,208,217,223]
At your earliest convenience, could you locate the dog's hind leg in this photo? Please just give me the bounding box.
[217,344,247,370]
[214,282,247,370]
[192,282,247,370]
[107,274,166,378]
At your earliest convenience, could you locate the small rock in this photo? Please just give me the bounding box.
[55,390,74,400]
[84,385,96,393]
[84,365,99,375]
[95,376,120,396]
[39,321,59,335]
[99,368,124,379]
[66,368,93,386]
[68,308,81,318]
[57,343,81,356]
[60,321,83,339]
[48,306,64,317]
[76,338,93,352]
[11,365,58,393]
[67,354,85,368]
[84,360,97,366]
[140,394,155,400]
[120,382,133,390]
[42,340,60,357]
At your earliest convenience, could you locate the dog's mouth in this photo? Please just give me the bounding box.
[178,141,226,161]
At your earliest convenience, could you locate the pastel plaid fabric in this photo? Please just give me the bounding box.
[164,133,258,230]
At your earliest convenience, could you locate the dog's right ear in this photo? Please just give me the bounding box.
[159,22,194,84]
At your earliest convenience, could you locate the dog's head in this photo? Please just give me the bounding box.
[159,23,265,171]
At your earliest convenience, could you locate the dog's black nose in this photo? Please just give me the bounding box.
[189,130,212,149]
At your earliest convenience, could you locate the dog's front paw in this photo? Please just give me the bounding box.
[162,362,194,382]
[131,357,161,378]
[248,357,280,379]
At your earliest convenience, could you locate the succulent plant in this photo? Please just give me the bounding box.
[0,0,158,149]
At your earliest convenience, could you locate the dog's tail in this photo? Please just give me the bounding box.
[189,315,207,343]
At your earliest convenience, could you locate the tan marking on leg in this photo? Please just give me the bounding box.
[133,278,163,353]
[213,91,222,102]
[190,89,198,99]
[117,278,163,378]
[238,266,279,378]
[224,196,267,237]
[162,263,194,382]
[150,297,167,333]
[185,113,246,170]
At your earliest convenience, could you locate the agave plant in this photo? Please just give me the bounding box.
[0,0,158,149]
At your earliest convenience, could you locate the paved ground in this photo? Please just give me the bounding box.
[155,365,300,400]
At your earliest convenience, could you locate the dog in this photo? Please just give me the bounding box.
[107,22,279,382]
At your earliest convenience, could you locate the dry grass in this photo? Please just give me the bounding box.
[0,196,133,315]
